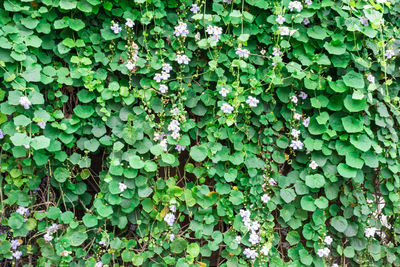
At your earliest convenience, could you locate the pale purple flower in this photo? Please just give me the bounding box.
[293,113,302,120]
[169,234,175,241]
[119,182,127,192]
[171,131,180,140]
[168,120,180,132]
[248,232,260,245]
[162,63,172,73]
[195,32,201,40]
[272,47,283,57]
[16,206,29,216]
[235,235,242,243]
[235,48,250,58]
[37,121,46,129]
[19,96,31,109]
[291,129,300,138]
[175,144,186,152]
[309,160,318,170]
[161,71,170,80]
[190,4,200,13]
[47,223,60,234]
[385,49,395,59]
[219,87,229,97]
[12,250,22,260]
[126,60,135,70]
[239,209,251,222]
[160,139,168,152]
[324,235,333,245]
[291,95,298,103]
[159,84,168,94]
[125,18,134,28]
[205,26,222,40]
[303,18,310,25]
[367,74,375,83]
[164,213,175,226]
[276,15,286,24]
[261,245,270,256]
[305,0,312,5]
[99,241,107,246]
[171,108,180,116]
[44,232,53,242]
[221,103,234,114]
[223,0,232,3]
[176,54,191,64]
[299,91,308,100]
[11,240,21,250]
[246,96,259,107]
[0,129,4,139]
[303,117,310,127]
[279,26,297,36]
[243,248,258,259]
[261,194,271,203]
[359,16,368,26]
[95,261,103,267]
[110,23,122,34]
[154,73,163,83]
[174,22,189,37]
[269,178,277,186]
[170,205,176,213]
[290,140,304,150]
[24,144,30,149]
[288,1,303,12]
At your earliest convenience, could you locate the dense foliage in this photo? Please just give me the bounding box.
[1,0,400,266]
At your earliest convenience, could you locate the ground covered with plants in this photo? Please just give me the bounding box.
[0,0,400,266]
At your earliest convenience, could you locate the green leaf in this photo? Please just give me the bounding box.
[349,134,371,152]
[343,70,365,89]
[300,195,316,211]
[54,167,70,183]
[82,214,98,227]
[280,188,296,203]
[343,95,366,112]
[342,116,363,133]
[31,136,50,150]
[161,153,176,164]
[337,163,357,178]
[305,174,325,188]
[190,146,207,162]
[60,0,77,9]
[129,155,144,169]
[73,105,95,119]
[171,238,188,254]
[307,26,328,40]
[331,216,348,232]
[187,243,200,257]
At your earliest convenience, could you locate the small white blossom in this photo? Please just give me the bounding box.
[110,23,122,34]
[154,73,163,83]
[221,103,234,114]
[291,95,298,103]
[359,16,368,26]
[293,113,302,120]
[248,232,260,245]
[168,120,180,132]
[44,232,53,242]
[303,18,310,25]
[47,223,60,234]
[288,1,303,12]
[219,87,229,97]
[235,235,242,243]
[272,47,283,57]
[171,107,180,116]
[385,49,395,59]
[0,129,4,139]
[176,54,191,65]
[16,206,29,216]
[261,245,270,256]
[309,160,318,170]
[260,49,266,55]
[291,129,300,138]
[175,144,186,152]
[365,227,377,238]
[367,74,375,83]
[162,63,172,73]
[276,15,286,24]
[161,71,170,80]
[206,25,223,40]
[169,234,175,241]
[170,205,176,213]
[11,240,21,250]
[126,60,135,70]
[95,261,103,267]
[239,209,251,223]
[303,117,310,127]
[159,84,168,94]
[171,131,180,140]
[290,140,304,150]
[195,32,201,41]
[246,96,259,107]
[235,48,250,58]
[19,96,31,109]
[160,139,168,152]
[119,182,127,192]
[261,194,271,203]
[12,251,22,260]
[317,247,330,258]
[269,178,277,186]
[305,0,312,5]
[243,248,258,259]
[60,250,70,257]
[332,264,339,267]
[299,91,308,100]
[164,213,175,226]
[174,22,189,37]
[190,4,201,13]
[324,235,333,245]
[125,18,134,28]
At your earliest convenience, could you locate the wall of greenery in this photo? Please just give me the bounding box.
[0,0,400,266]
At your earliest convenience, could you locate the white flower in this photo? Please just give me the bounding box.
[195,32,201,41]
[261,194,271,203]
[162,63,172,73]
[235,235,242,243]
[171,108,180,116]
[60,250,70,257]
[99,240,107,246]
[159,84,168,94]
[110,23,122,34]
[367,74,375,83]
[261,245,270,256]
[126,60,135,70]
[293,113,302,120]
[360,16,368,26]
[19,96,31,109]
[170,205,176,213]
[279,26,290,36]
[239,209,251,224]
[44,232,53,242]
[260,49,266,55]
[305,0,312,5]
[169,234,175,241]
[12,250,22,260]
[164,213,175,226]
[332,264,339,267]
[250,221,260,232]
[221,103,234,114]
[248,232,260,245]
[309,160,318,170]
[95,261,103,267]
[11,240,21,250]
[161,71,170,80]
[24,144,30,149]
[168,120,180,132]
[303,117,310,127]
[276,15,286,24]
[160,139,168,152]
[0,129,4,139]
[269,178,277,186]
[290,140,304,150]
[272,47,283,57]
[317,247,330,257]
[385,49,395,59]
[365,227,377,238]
[47,223,60,234]
[291,129,300,138]
[16,206,29,216]
[174,22,189,37]
[291,95,298,103]
[176,54,191,65]
[299,91,308,100]
[246,96,259,107]
[154,73,163,83]
[171,131,180,140]
[219,87,229,97]
[206,25,223,40]
[324,235,333,245]
[235,48,250,58]
[190,4,201,13]
[125,18,134,28]
[288,1,303,12]
[243,248,258,259]
[175,144,186,152]
[119,182,127,192]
